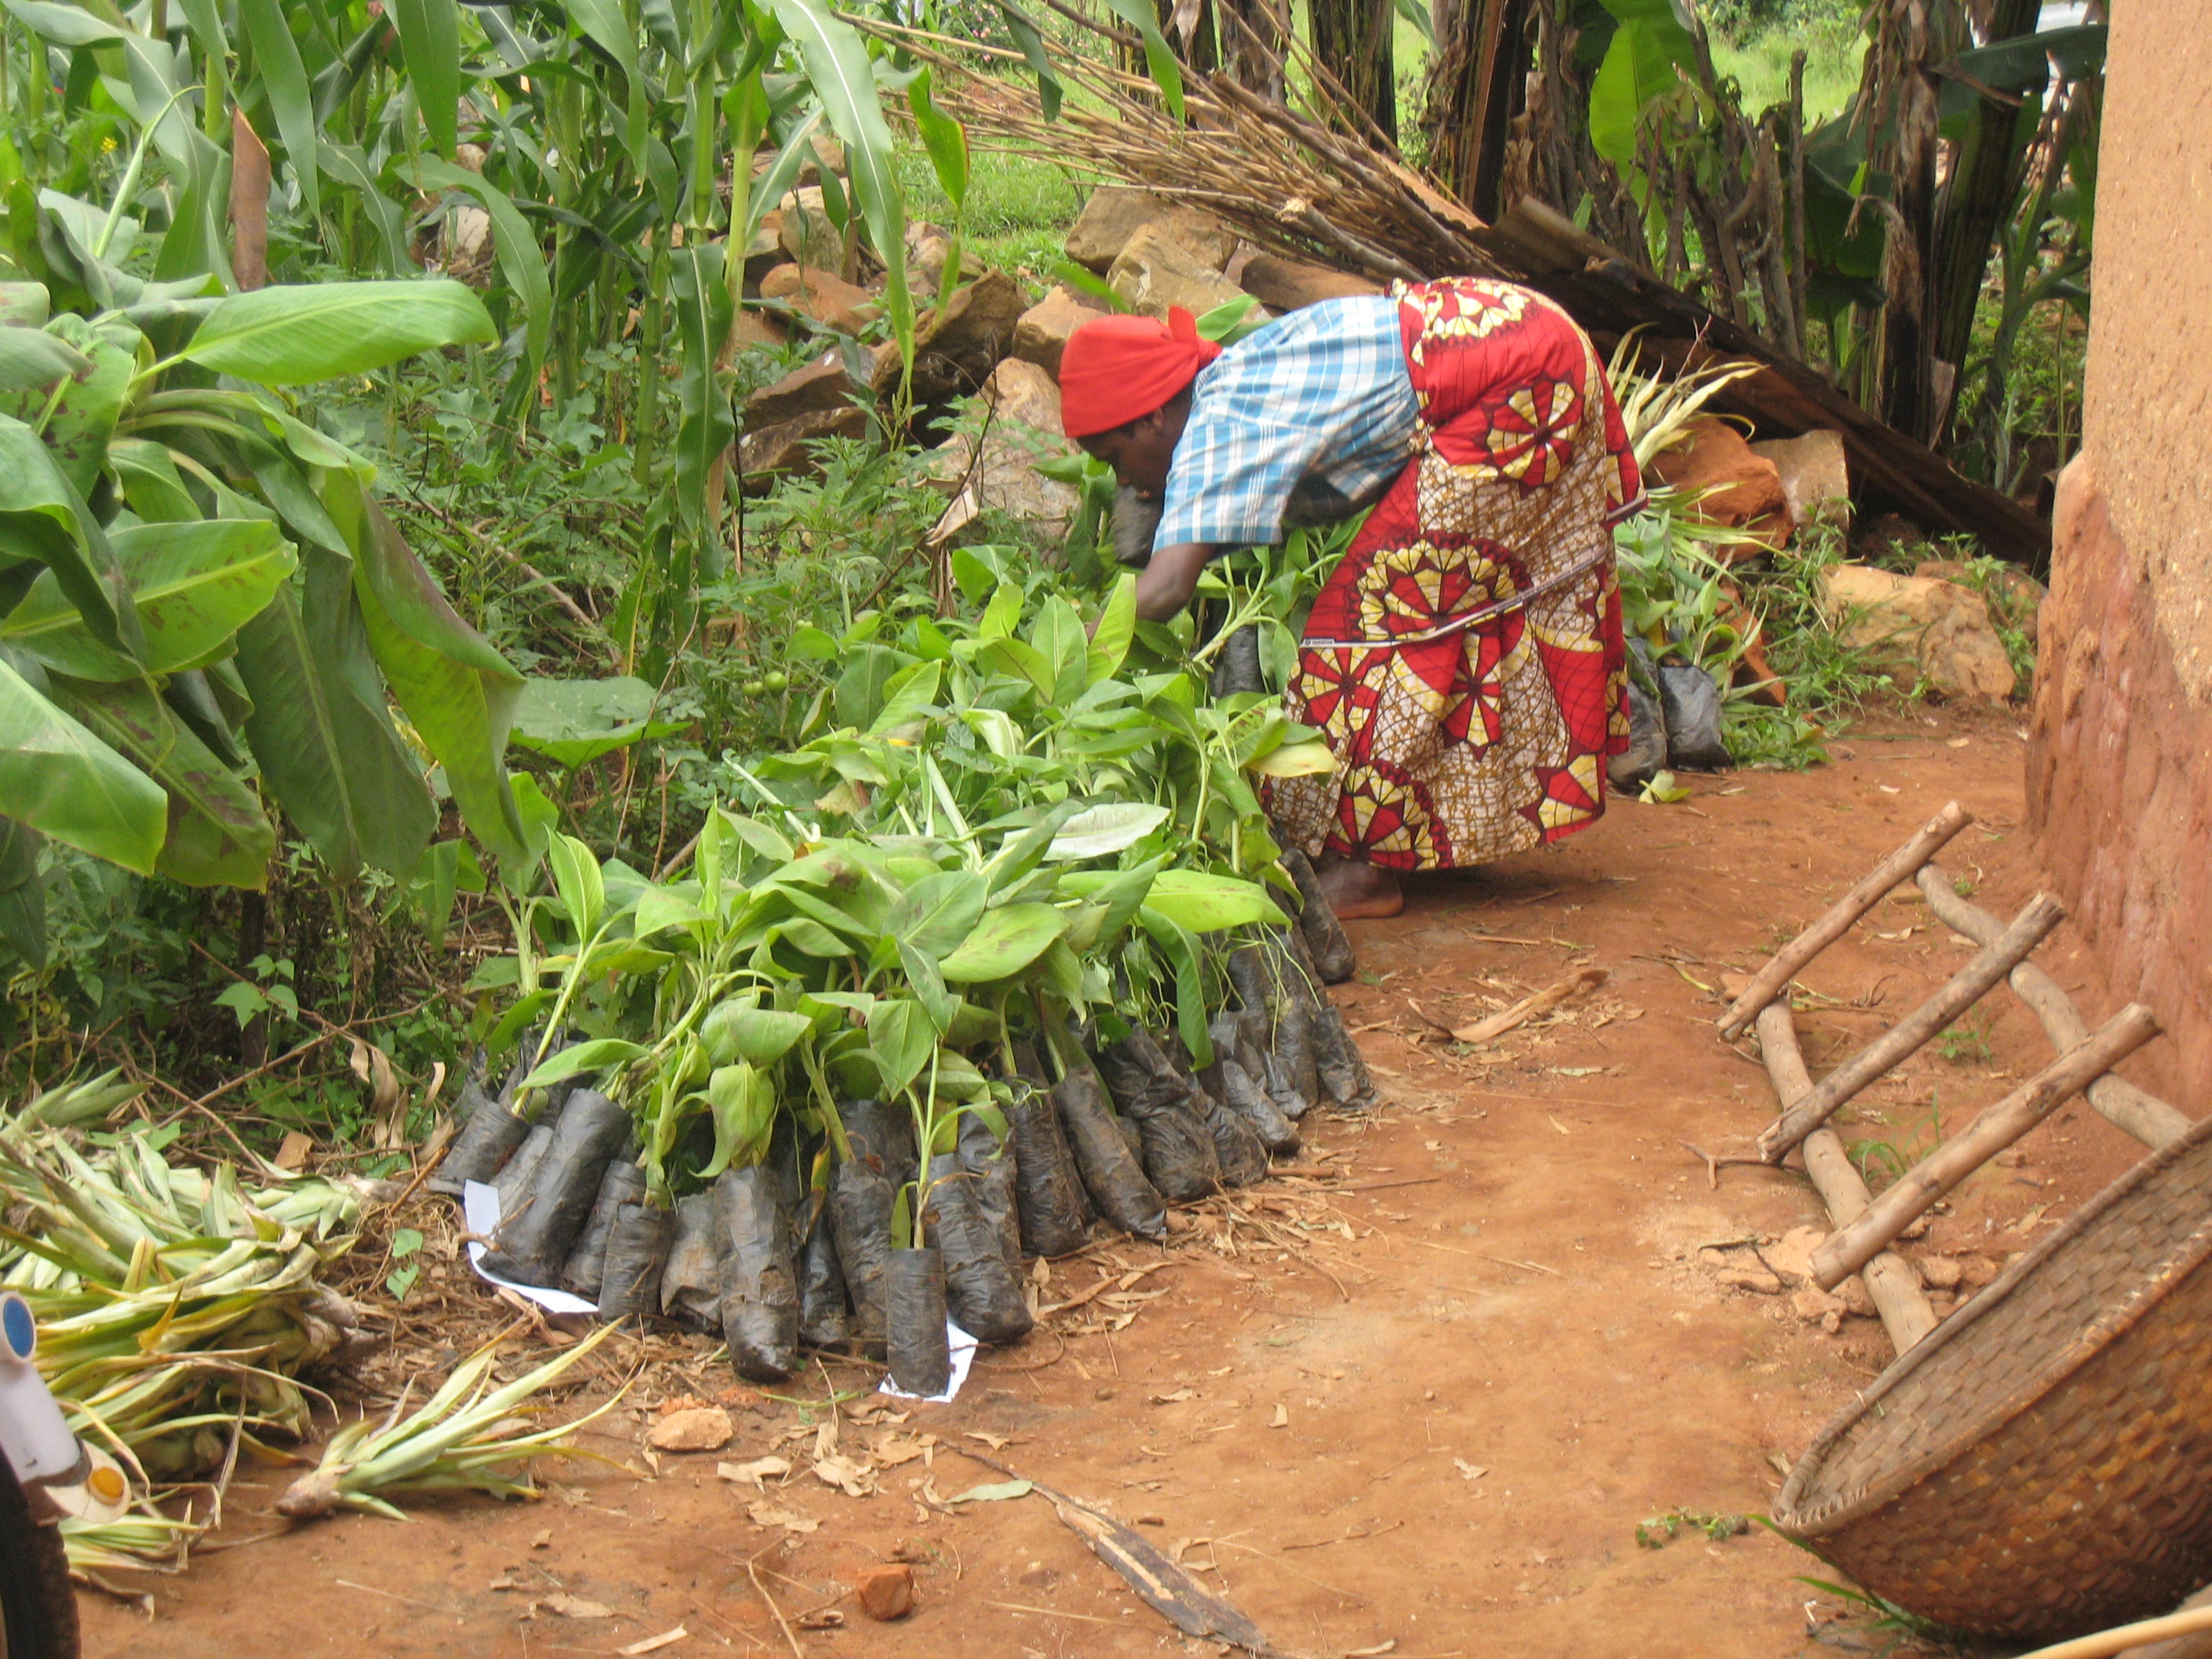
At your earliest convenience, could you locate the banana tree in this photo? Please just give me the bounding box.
[0,195,529,963]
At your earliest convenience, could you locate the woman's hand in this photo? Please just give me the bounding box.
[1133,542,1215,621]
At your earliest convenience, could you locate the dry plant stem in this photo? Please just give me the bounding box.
[1916,864,2195,1148]
[1755,1002,1936,1354]
[1811,1002,2164,1291]
[1717,801,1973,1039]
[1756,890,2067,1161]
[1449,966,1608,1044]
[747,1543,806,1659]
[2013,1603,2212,1659]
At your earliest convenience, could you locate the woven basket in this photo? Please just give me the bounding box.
[1774,1108,2212,1641]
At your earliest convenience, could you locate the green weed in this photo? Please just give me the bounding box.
[1635,1507,1750,1548]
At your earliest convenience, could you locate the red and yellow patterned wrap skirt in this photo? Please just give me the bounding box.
[1267,277,1643,871]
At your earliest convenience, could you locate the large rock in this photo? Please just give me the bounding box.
[924,359,1080,540]
[776,187,849,272]
[1750,430,1851,531]
[1913,557,2047,644]
[752,132,843,191]
[728,307,788,351]
[737,405,871,488]
[906,222,982,293]
[1647,416,1794,549]
[1818,564,2018,699]
[870,269,1028,405]
[1013,284,1107,380]
[1238,253,1382,311]
[742,350,863,433]
[1108,227,1249,321]
[1065,186,1236,273]
[759,263,880,336]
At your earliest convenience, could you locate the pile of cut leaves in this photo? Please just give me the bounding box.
[447,567,1377,1391]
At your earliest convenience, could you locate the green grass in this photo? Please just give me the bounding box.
[896,146,1091,290]
[1709,31,1861,121]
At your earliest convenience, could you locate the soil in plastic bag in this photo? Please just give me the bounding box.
[1610,678,1668,792]
[561,1149,646,1298]
[1313,1002,1380,1112]
[490,1123,554,1221]
[1232,940,1323,1106]
[956,1110,1023,1275]
[827,1098,916,1358]
[480,1087,632,1285]
[1208,624,1266,698]
[711,1166,800,1382]
[432,1082,531,1195]
[886,1248,952,1397]
[1162,1033,1268,1187]
[1658,662,1732,770]
[1095,1030,1221,1202]
[596,1201,673,1322]
[796,1195,850,1352]
[1202,1014,1300,1155]
[1279,848,1357,984]
[659,1190,724,1331]
[921,1153,1033,1344]
[1003,1084,1092,1257]
[1051,1071,1168,1239]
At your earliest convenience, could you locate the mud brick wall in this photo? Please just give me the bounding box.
[2028,4,2212,1108]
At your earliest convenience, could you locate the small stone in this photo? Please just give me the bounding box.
[1238,252,1382,311]
[1958,1254,2001,1289]
[1838,1276,1877,1319]
[1820,1310,1843,1335]
[729,308,787,351]
[855,1564,914,1622]
[1763,1226,1827,1284]
[759,263,881,336]
[1749,430,1851,530]
[648,1406,734,1453]
[1916,1254,1965,1291]
[1065,185,1235,272]
[1013,285,1106,380]
[1107,227,1251,321]
[1717,1267,1784,1295]
[1791,1286,1848,1323]
[906,221,981,291]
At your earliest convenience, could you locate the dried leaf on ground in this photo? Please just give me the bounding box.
[747,1501,819,1534]
[716,1455,793,1488]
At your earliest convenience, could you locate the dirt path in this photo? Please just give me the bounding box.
[84,701,2160,1659]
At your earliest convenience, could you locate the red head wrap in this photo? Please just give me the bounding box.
[1058,306,1223,439]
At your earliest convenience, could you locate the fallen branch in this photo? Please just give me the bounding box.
[1450,967,1609,1044]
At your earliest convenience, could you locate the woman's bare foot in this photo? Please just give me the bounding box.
[1313,856,1403,920]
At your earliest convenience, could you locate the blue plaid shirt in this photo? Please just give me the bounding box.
[1151,296,1419,552]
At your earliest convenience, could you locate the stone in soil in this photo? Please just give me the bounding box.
[742,351,863,432]
[855,1563,914,1622]
[1065,185,1236,273]
[1717,1266,1784,1295]
[1817,563,2018,700]
[1013,284,1107,380]
[648,1406,734,1452]
[1791,1285,1848,1323]
[759,262,881,336]
[871,270,1028,406]
[1108,226,1251,320]
[922,359,1079,538]
[1915,1254,1965,1290]
[1647,416,1794,547]
[1238,252,1383,310]
[1749,429,1851,531]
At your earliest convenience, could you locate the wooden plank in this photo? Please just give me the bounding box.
[1809,1003,2164,1291]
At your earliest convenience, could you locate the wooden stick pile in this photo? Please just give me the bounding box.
[1723,800,2196,1357]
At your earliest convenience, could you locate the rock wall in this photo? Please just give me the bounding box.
[2026,6,2212,1109]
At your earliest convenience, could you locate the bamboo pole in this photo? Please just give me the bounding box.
[1755,1002,1937,1354]
[1811,1003,2164,1290]
[1916,865,2193,1149]
[2013,1600,2212,1659]
[1717,801,1974,1039]
[1756,891,2066,1163]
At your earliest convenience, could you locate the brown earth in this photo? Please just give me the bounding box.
[81,699,2172,1659]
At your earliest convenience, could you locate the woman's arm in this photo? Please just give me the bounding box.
[1134,541,1216,621]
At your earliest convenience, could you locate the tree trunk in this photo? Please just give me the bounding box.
[1218,0,1286,99]
[1420,0,1529,217]
[1309,0,1398,145]
[1927,0,2041,408]
[1878,0,1941,441]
